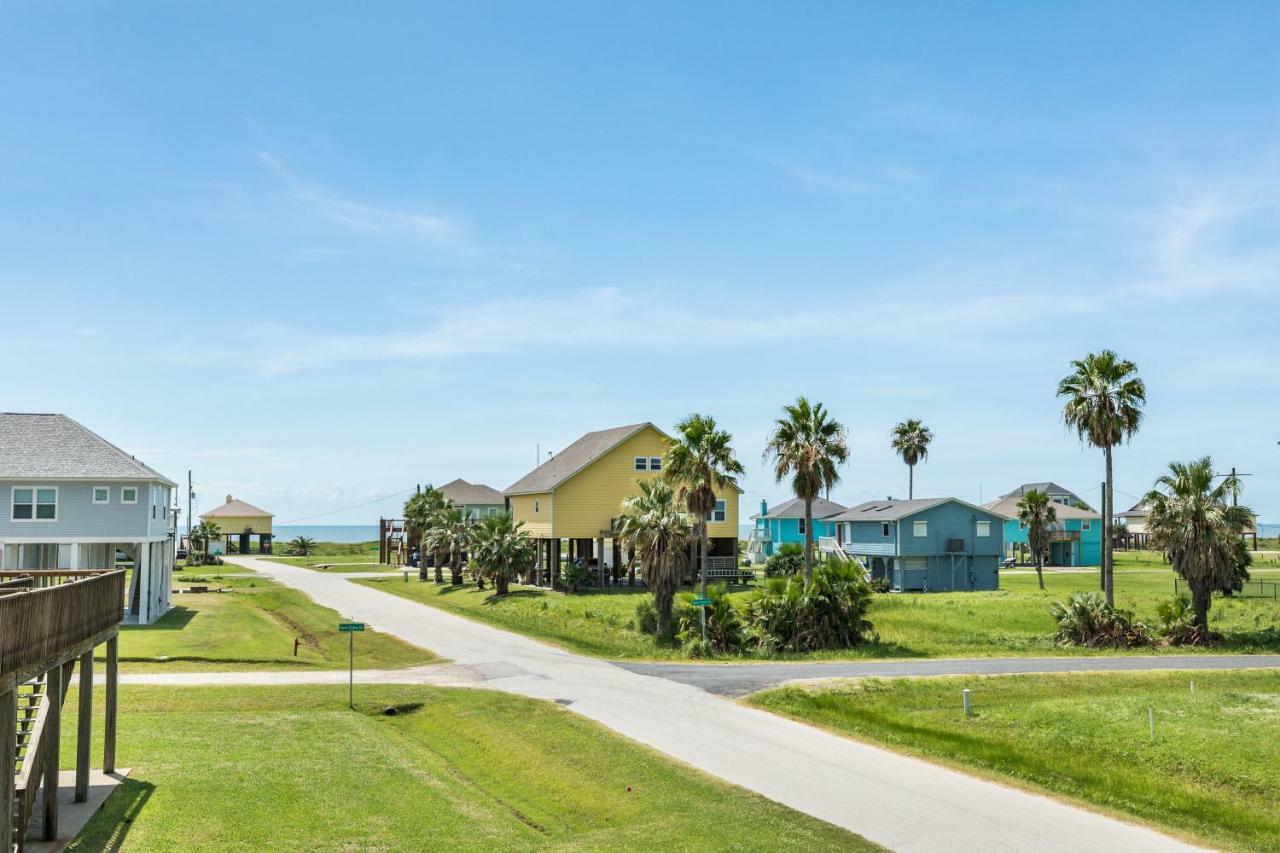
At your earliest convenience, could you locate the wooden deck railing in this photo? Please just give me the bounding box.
[0,571,125,683]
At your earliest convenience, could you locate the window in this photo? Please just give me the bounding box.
[1082,520,1091,530]
[913,520,928,537]
[121,487,138,504]
[882,523,890,537]
[634,457,648,471]
[12,487,57,521]
[93,486,110,504]
[705,499,726,523]
[649,457,662,471]
[976,520,991,537]
[797,517,806,535]
[534,499,540,513]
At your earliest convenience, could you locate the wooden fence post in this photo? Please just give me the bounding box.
[104,635,118,775]
[1,682,15,851]
[43,664,62,841]
[76,650,93,802]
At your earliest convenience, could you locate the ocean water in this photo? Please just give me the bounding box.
[271,525,379,544]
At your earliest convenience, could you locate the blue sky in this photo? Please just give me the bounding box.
[4,2,1279,526]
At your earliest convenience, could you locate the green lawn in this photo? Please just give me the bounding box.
[748,670,1280,851]
[264,554,391,572]
[355,553,1280,660]
[61,685,875,852]
[113,574,433,671]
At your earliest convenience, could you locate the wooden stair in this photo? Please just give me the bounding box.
[8,662,74,852]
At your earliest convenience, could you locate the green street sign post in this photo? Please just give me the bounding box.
[340,622,365,708]
[691,597,712,607]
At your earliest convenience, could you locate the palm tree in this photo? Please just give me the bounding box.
[664,414,745,607]
[421,508,454,585]
[189,520,222,561]
[889,419,933,500]
[763,396,849,582]
[470,513,536,596]
[439,506,471,585]
[286,536,316,557]
[1016,490,1057,590]
[615,478,694,639]
[404,487,448,581]
[1058,350,1146,606]
[1145,458,1254,634]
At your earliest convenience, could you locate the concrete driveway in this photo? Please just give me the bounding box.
[225,555,1202,852]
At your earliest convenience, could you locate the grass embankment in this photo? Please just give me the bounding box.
[62,685,875,852]
[113,572,432,671]
[357,553,1280,660]
[749,670,1280,851]
[264,539,392,572]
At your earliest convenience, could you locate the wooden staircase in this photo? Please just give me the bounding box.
[8,662,74,852]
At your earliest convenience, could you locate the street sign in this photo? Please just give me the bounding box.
[339,622,366,632]
[691,597,712,607]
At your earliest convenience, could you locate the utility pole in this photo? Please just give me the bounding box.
[187,470,194,541]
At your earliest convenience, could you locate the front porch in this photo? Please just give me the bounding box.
[0,539,173,625]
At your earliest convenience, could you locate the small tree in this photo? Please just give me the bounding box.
[889,419,933,500]
[1016,490,1057,590]
[615,479,694,639]
[470,513,535,596]
[1145,458,1254,634]
[286,536,316,557]
[434,506,471,585]
[763,397,849,582]
[189,520,222,563]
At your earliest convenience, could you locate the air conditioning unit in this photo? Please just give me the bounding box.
[946,538,966,553]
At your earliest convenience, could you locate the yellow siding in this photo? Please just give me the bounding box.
[508,492,553,538]
[551,426,671,537]
[203,515,272,535]
[706,486,740,541]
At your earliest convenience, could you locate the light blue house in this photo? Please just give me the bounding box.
[747,496,846,560]
[985,495,1101,567]
[831,498,1005,592]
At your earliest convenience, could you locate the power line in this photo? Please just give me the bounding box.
[278,487,418,525]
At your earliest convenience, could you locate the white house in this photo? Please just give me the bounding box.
[0,412,177,624]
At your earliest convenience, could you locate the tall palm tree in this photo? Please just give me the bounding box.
[188,520,222,559]
[470,513,536,596]
[763,396,849,582]
[615,478,694,639]
[664,413,745,605]
[889,419,933,500]
[1016,490,1057,591]
[1145,458,1254,633]
[1058,350,1146,606]
[404,487,448,580]
[438,506,471,585]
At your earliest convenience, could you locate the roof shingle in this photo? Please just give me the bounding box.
[0,413,175,485]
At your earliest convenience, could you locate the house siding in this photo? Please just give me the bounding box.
[1002,516,1102,566]
[509,492,553,538]
[754,515,839,556]
[0,480,159,539]
[204,513,272,536]
[842,501,1004,592]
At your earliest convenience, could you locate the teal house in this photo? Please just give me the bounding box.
[832,498,1005,592]
[985,494,1101,567]
[747,497,846,560]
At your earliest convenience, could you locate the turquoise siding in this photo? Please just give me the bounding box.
[1002,517,1101,566]
[754,516,838,557]
[840,501,1005,592]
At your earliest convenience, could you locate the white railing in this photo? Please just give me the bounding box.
[745,528,769,560]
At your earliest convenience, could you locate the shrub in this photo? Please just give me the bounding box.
[1156,593,1213,646]
[633,599,658,636]
[675,584,744,655]
[1050,591,1150,648]
[867,576,891,593]
[765,543,805,578]
[561,561,591,594]
[744,559,874,653]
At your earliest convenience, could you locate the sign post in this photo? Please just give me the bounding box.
[339,622,366,708]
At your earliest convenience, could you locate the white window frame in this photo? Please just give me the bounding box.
[797,517,807,535]
[649,457,662,471]
[706,499,726,523]
[121,486,139,504]
[913,520,928,537]
[634,457,648,471]
[882,523,890,537]
[976,520,991,537]
[1082,520,1092,530]
[12,485,58,522]
[93,485,111,504]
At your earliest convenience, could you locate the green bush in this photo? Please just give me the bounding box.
[765,543,805,578]
[675,584,744,655]
[1156,593,1212,646]
[744,559,874,653]
[1050,591,1150,648]
[633,599,658,636]
[561,561,591,594]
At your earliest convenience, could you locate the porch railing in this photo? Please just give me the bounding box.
[0,571,125,683]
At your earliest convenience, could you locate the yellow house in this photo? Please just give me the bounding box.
[505,422,742,587]
[200,495,274,554]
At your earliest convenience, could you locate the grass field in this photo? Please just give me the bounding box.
[264,554,389,572]
[61,685,875,851]
[112,574,432,671]
[748,670,1280,851]
[356,552,1280,660]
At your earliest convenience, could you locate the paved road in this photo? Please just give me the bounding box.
[226,555,1200,853]
[623,654,1280,696]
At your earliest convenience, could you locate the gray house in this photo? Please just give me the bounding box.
[832,497,1005,592]
[0,413,177,624]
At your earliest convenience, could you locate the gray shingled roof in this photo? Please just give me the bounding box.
[983,496,1100,521]
[999,482,1093,510]
[0,413,175,485]
[201,497,272,518]
[830,497,1000,522]
[438,478,505,506]
[752,496,847,520]
[504,424,656,495]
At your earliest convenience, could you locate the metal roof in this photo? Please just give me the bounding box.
[0,413,175,486]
